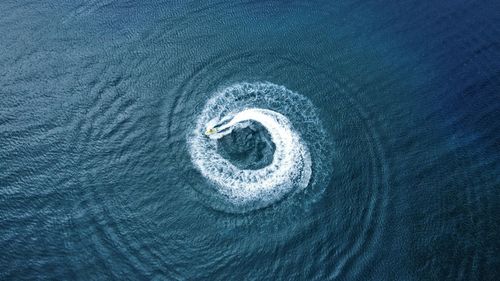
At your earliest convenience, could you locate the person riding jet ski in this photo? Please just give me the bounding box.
[205,127,218,135]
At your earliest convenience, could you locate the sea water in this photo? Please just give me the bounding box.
[1,0,499,280]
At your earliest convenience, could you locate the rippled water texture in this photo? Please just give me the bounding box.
[1,1,499,280]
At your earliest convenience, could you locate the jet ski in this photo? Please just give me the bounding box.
[205,127,218,135]
[204,115,234,137]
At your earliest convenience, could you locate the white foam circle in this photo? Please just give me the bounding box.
[188,82,331,210]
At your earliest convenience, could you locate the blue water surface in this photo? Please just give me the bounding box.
[1,0,499,280]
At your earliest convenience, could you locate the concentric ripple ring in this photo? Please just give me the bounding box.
[187,82,333,211]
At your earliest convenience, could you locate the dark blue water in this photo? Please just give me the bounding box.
[1,0,499,280]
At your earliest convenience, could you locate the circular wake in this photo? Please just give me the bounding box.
[188,82,332,211]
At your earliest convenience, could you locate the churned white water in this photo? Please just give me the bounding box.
[188,82,331,209]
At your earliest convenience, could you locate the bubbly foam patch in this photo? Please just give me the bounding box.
[188,82,331,210]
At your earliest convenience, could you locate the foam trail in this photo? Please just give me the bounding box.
[188,82,330,210]
[201,108,311,199]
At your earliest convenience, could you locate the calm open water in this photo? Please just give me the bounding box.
[1,0,499,280]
